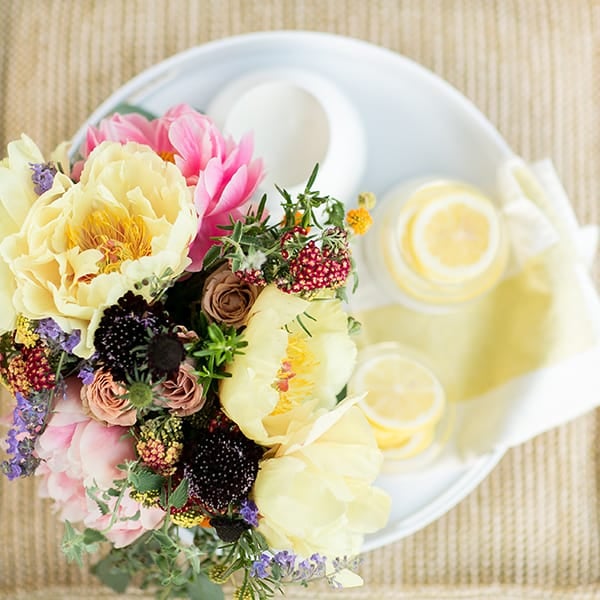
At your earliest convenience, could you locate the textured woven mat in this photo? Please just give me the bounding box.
[1,1,599,598]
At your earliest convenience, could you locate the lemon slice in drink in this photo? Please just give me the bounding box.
[369,423,412,450]
[349,345,446,440]
[383,426,436,460]
[409,192,502,284]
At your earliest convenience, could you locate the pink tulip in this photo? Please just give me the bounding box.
[35,378,164,547]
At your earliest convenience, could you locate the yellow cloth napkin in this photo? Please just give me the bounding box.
[350,159,600,458]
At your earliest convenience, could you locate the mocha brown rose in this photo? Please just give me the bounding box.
[201,263,260,328]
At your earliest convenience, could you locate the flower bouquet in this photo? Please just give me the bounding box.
[0,104,391,599]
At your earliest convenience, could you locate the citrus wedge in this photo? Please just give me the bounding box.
[350,348,446,440]
[409,192,501,284]
[368,422,413,450]
[382,426,436,460]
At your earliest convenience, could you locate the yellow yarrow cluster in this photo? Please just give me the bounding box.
[346,207,372,235]
[14,315,39,348]
[170,507,210,528]
[129,489,160,508]
[136,416,184,476]
[208,564,230,584]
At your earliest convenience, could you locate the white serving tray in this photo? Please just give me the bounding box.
[71,31,509,551]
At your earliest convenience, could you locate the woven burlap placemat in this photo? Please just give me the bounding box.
[1,1,599,598]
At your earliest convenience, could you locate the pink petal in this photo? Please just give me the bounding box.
[193,158,226,218]
[186,227,219,271]
[201,157,225,200]
[209,166,250,216]
[35,423,77,460]
[223,132,255,170]
[101,114,153,146]
[246,158,265,192]
[164,103,196,120]
[170,113,227,179]
[193,183,210,217]
[78,420,135,489]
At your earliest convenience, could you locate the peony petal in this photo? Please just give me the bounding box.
[208,166,251,216]
[200,157,225,204]
[77,420,135,488]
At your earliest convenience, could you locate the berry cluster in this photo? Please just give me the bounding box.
[279,226,351,293]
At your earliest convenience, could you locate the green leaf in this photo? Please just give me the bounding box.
[61,521,85,567]
[305,163,319,192]
[170,478,189,509]
[256,193,268,219]
[232,219,243,243]
[186,573,225,600]
[87,487,111,515]
[82,528,107,545]
[202,245,222,270]
[129,466,165,493]
[111,103,157,120]
[92,555,131,594]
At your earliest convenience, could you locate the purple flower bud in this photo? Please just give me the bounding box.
[36,318,62,340]
[240,498,259,527]
[61,330,80,353]
[29,162,57,195]
[274,550,296,572]
[250,553,271,579]
[78,365,95,385]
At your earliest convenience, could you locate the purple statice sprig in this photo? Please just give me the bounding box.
[257,550,327,585]
[240,498,259,528]
[77,363,95,385]
[1,390,51,479]
[36,318,81,353]
[245,549,363,594]
[29,162,58,195]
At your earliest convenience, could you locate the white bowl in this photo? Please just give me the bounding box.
[206,67,366,219]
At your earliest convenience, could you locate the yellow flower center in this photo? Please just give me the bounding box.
[158,150,177,163]
[67,209,152,276]
[271,332,319,415]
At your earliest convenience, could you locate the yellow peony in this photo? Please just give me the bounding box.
[0,141,197,357]
[219,285,357,445]
[252,395,391,558]
[0,135,68,332]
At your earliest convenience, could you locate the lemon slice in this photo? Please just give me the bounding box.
[383,426,436,459]
[368,422,412,450]
[410,193,501,283]
[350,348,446,438]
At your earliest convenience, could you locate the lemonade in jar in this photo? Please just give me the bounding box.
[366,178,509,310]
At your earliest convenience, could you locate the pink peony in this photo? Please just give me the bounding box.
[35,378,164,547]
[77,104,264,270]
[170,111,263,269]
[78,107,178,163]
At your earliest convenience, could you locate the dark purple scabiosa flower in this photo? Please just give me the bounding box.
[93,292,172,382]
[146,332,185,379]
[29,162,57,195]
[182,429,263,514]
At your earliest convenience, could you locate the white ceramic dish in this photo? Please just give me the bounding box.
[71,31,509,551]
